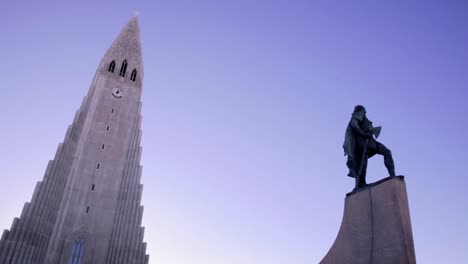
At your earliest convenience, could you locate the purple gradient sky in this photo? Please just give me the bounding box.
[1,1,468,263]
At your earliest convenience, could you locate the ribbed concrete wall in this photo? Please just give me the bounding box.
[0,90,93,264]
[105,106,149,264]
[320,176,416,264]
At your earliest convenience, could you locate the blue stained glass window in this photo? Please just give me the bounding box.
[68,238,85,264]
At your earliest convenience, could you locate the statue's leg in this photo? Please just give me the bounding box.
[350,156,362,189]
[376,143,396,176]
[360,157,368,186]
[355,139,369,188]
[354,157,368,188]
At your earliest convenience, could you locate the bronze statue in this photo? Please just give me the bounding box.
[343,105,396,189]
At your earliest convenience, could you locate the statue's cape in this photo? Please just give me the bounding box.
[343,113,383,177]
[343,112,364,159]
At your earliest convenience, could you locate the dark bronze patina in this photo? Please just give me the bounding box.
[343,105,396,190]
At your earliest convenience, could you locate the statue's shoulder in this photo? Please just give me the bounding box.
[351,112,365,122]
[362,116,373,126]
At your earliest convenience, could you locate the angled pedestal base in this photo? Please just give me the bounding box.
[320,176,416,264]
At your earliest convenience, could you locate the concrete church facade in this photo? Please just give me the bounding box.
[0,17,149,264]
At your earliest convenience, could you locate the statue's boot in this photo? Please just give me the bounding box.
[354,174,367,189]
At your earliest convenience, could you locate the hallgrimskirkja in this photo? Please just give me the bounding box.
[0,17,149,264]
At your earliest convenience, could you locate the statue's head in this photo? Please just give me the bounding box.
[353,105,366,114]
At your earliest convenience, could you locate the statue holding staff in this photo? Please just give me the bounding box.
[343,105,396,189]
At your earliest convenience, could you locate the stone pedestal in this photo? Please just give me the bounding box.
[320,176,416,264]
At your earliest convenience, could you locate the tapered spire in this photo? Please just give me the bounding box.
[101,16,143,82]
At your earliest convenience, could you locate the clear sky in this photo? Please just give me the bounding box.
[1,1,468,263]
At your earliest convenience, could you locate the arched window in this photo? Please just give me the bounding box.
[130,69,137,82]
[119,60,128,77]
[108,60,116,73]
[68,238,85,264]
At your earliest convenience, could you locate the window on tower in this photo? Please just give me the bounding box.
[119,60,128,77]
[68,237,85,264]
[108,60,116,73]
[130,69,137,82]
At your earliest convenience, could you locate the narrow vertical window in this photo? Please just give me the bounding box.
[111,108,114,114]
[119,60,128,77]
[91,184,95,191]
[106,126,110,131]
[68,239,78,264]
[96,163,100,170]
[130,69,137,82]
[68,238,85,264]
[86,207,90,213]
[108,60,116,73]
[101,144,105,150]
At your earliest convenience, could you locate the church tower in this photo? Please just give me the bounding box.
[0,17,149,264]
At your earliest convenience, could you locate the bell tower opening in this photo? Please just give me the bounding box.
[119,60,128,77]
